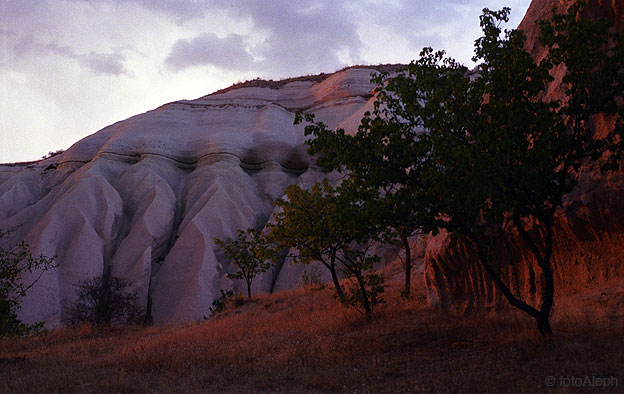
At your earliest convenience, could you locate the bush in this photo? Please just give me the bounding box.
[300,267,325,291]
[209,289,235,317]
[215,229,271,299]
[41,149,64,159]
[64,276,144,326]
[341,273,386,315]
[0,232,56,336]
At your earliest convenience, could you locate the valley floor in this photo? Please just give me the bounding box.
[1,271,622,393]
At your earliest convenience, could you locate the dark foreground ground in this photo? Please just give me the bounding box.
[1,271,622,394]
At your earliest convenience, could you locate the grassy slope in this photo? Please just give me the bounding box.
[1,270,622,394]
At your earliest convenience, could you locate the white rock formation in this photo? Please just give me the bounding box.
[0,67,386,325]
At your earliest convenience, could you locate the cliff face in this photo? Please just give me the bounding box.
[424,0,624,325]
[520,0,624,61]
[425,169,624,321]
[519,0,624,106]
[0,67,383,325]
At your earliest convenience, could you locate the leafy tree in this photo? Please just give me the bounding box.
[301,2,623,335]
[300,84,434,299]
[64,276,144,326]
[268,181,345,301]
[0,231,56,336]
[215,228,271,299]
[268,180,385,320]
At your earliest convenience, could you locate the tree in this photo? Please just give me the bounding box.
[301,2,623,334]
[215,228,271,299]
[300,77,435,299]
[268,180,385,320]
[64,276,144,326]
[0,231,56,336]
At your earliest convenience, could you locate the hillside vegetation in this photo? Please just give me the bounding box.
[1,267,621,394]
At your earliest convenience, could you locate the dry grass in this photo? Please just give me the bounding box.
[1,276,622,394]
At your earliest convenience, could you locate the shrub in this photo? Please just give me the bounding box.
[41,149,64,159]
[64,276,144,326]
[209,289,235,317]
[215,229,272,299]
[300,266,325,290]
[342,273,386,315]
[0,232,56,336]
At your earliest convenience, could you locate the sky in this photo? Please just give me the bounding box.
[0,0,531,163]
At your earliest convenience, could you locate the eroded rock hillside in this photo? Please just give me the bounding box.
[0,67,388,325]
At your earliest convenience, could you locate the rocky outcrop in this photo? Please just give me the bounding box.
[424,0,624,324]
[425,170,624,319]
[0,67,386,326]
[519,0,624,62]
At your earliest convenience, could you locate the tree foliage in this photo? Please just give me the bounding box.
[0,232,56,336]
[268,180,385,320]
[300,1,623,334]
[215,228,272,299]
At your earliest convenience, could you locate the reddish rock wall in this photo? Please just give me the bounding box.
[425,170,624,317]
[519,0,624,61]
[424,0,624,324]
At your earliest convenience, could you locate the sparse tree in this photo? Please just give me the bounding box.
[268,180,385,320]
[215,229,271,299]
[64,276,143,326]
[0,231,56,336]
[300,92,432,299]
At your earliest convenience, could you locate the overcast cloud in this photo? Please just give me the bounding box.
[165,33,254,71]
[1,0,531,163]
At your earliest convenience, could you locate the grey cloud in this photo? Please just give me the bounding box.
[83,0,527,72]
[12,38,129,76]
[164,33,254,71]
[69,0,209,23]
[45,42,78,58]
[3,1,130,76]
[79,52,129,76]
[0,29,16,38]
[43,42,130,76]
[163,1,363,77]
[0,0,46,21]
[5,0,530,80]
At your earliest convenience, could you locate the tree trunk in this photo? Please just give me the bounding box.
[514,219,555,336]
[329,265,346,301]
[472,235,553,336]
[355,271,372,321]
[536,245,555,335]
[536,311,553,336]
[401,233,412,298]
[247,282,252,299]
